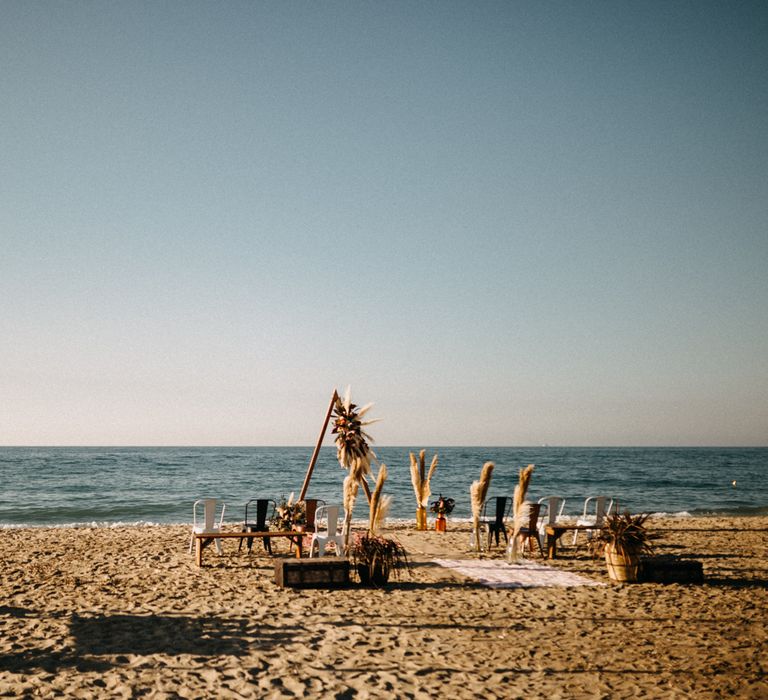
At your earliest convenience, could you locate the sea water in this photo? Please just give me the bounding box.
[0,446,765,528]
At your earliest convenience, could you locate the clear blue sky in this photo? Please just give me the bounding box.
[2,1,766,446]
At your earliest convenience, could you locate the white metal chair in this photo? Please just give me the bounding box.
[537,496,567,542]
[572,496,615,545]
[189,498,226,554]
[309,505,345,557]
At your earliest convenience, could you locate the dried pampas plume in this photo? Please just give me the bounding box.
[369,463,388,534]
[373,495,391,535]
[510,464,535,559]
[409,450,438,509]
[470,461,495,552]
[513,464,535,520]
[342,473,360,550]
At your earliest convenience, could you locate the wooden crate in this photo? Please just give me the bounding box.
[274,557,350,589]
[639,556,704,584]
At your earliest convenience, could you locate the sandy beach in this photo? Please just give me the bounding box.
[1,515,766,699]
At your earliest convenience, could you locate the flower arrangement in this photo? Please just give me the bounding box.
[430,494,455,516]
[270,494,306,531]
[331,387,376,475]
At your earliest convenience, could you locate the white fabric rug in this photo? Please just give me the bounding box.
[433,558,605,589]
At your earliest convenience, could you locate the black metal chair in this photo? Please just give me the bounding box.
[480,496,512,549]
[239,498,277,553]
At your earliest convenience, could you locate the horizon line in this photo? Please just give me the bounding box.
[1,444,766,449]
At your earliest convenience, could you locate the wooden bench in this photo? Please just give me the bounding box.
[193,531,304,567]
[275,557,350,588]
[544,524,596,559]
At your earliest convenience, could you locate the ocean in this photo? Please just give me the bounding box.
[0,446,765,528]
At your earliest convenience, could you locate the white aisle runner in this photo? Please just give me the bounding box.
[433,558,605,588]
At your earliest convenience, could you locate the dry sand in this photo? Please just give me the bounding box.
[1,515,766,699]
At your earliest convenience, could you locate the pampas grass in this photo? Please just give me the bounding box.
[509,464,535,559]
[342,455,368,549]
[470,461,494,552]
[410,450,438,510]
[367,463,392,535]
[373,495,391,535]
[513,464,535,519]
[369,463,388,533]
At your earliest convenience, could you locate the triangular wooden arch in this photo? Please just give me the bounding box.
[298,389,372,503]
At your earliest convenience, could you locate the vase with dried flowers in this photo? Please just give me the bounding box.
[430,494,455,532]
[410,450,438,530]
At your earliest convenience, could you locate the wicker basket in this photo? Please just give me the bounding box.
[605,544,640,583]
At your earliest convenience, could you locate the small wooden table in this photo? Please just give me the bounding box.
[194,531,304,567]
[545,524,596,559]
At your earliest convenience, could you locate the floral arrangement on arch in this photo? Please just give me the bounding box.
[430,494,455,516]
[270,494,306,531]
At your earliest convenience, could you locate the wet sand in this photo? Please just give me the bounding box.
[1,515,766,698]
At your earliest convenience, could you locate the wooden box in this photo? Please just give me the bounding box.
[274,557,350,589]
[639,556,704,584]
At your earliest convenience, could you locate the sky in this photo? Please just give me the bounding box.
[1,1,766,447]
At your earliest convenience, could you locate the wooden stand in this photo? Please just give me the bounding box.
[298,389,372,504]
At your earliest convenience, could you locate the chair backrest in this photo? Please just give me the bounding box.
[244,499,276,529]
[538,496,566,525]
[483,496,512,525]
[315,505,340,537]
[526,502,541,530]
[582,496,613,526]
[303,498,327,533]
[193,498,225,530]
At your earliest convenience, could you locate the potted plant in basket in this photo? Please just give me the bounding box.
[350,532,409,585]
[597,511,653,583]
[430,494,455,532]
[349,464,410,585]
